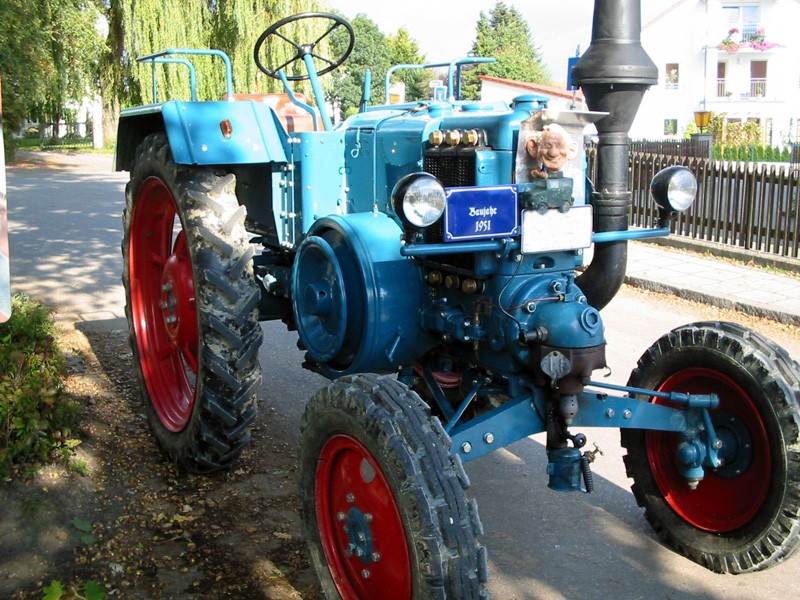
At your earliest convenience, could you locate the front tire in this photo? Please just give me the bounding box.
[621,321,800,572]
[122,133,262,472]
[299,374,489,599]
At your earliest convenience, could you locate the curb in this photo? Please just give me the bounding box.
[641,235,800,273]
[624,275,800,327]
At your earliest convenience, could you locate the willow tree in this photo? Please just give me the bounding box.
[211,0,322,96]
[103,1,325,111]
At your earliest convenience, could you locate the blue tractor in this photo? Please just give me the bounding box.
[116,1,800,597]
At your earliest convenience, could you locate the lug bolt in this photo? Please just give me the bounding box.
[346,493,355,504]
[361,569,371,579]
[714,439,723,449]
[371,552,381,563]
[337,512,346,522]
[364,513,373,523]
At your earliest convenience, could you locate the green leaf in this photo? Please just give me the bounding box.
[83,580,106,600]
[72,516,93,532]
[80,533,97,545]
[42,579,64,600]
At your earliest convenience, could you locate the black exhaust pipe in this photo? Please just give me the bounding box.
[572,0,657,310]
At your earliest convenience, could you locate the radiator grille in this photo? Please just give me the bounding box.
[424,147,477,188]
[421,146,480,272]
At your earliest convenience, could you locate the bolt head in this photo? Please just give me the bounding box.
[346,493,355,503]
[361,569,371,579]
[483,433,495,444]
[371,552,381,563]
[461,442,472,454]
[605,408,615,418]
[337,512,346,522]
[622,409,632,419]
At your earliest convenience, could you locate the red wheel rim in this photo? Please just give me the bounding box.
[646,367,771,532]
[129,177,199,431]
[315,435,412,600]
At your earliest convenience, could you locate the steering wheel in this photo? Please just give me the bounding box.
[253,12,355,81]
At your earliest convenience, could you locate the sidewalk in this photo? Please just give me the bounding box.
[626,240,800,326]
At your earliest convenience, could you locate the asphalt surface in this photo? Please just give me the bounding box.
[6,150,800,599]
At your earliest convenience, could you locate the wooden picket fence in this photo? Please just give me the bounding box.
[589,149,800,259]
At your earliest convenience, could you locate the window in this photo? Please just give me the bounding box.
[750,60,767,96]
[717,62,728,96]
[723,3,761,41]
[665,63,679,89]
[664,119,678,136]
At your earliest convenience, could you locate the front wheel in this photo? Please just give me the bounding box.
[122,133,263,472]
[299,374,489,599]
[622,321,800,573]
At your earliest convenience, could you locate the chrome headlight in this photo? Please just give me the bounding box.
[650,166,697,213]
[392,173,446,228]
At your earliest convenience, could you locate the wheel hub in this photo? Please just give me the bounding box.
[160,238,197,351]
[342,506,376,564]
[713,412,754,478]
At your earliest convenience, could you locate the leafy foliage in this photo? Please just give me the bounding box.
[328,14,393,119]
[0,0,104,155]
[386,28,430,104]
[461,1,550,100]
[0,295,78,478]
[43,579,105,600]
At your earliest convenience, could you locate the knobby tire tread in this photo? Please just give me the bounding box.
[300,373,489,599]
[621,321,800,573]
[122,133,262,473]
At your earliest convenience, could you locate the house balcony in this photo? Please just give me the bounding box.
[714,78,772,102]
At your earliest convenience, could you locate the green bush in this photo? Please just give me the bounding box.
[0,295,79,478]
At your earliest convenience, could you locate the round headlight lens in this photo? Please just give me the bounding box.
[651,166,697,213]
[401,175,446,227]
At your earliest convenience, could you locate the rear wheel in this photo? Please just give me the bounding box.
[621,321,800,572]
[299,374,488,599]
[122,133,262,472]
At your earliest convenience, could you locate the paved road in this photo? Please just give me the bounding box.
[7,152,800,599]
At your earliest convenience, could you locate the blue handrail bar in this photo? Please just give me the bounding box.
[384,57,496,103]
[137,48,235,103]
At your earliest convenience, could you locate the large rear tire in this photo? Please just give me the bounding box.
[621,321,800,572]
[122,133,262,472]
[299,374,489,599]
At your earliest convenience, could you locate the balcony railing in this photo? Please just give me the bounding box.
[750,78,766,97]
[716,79,728,97]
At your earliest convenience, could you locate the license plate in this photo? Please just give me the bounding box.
[520,205,593,253]
[444,186,518,241]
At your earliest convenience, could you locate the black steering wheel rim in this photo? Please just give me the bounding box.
[253,12,355,81]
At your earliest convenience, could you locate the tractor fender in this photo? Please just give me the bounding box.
[115,100,289,171]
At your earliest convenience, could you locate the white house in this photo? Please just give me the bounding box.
[633,0,800,146]
[480,1,799,148]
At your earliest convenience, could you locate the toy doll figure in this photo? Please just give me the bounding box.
[525,123,577,179]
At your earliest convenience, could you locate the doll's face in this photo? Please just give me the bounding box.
[526,126,576,172]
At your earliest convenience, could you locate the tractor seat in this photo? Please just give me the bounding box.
[230,93,320,132]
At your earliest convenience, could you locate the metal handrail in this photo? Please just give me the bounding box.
[137,48,234,103]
